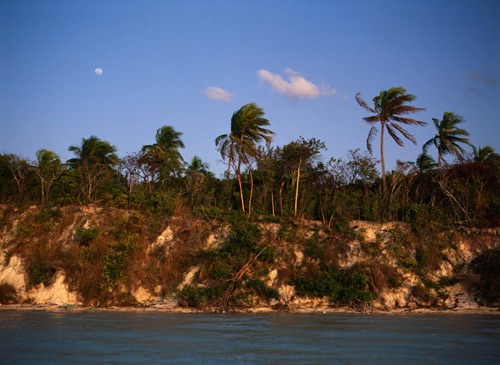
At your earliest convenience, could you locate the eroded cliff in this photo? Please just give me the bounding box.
[0,204,498,311]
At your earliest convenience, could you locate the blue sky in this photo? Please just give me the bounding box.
[1,0,499,176]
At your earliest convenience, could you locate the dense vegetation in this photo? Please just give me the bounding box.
[1,93,499,227]
[1,88,499,309]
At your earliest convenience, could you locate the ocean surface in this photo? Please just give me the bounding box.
[0,310,499,364]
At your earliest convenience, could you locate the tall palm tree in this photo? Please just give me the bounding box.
[423,112,471,169]
[142,125,185,186]
[216,103,274,213]
[68,136,118,203]
[356,87,426,195]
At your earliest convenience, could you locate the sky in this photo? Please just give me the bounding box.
[1,0,499,177]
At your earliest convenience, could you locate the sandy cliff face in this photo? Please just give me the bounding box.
[0,253,80,306]
[0,205,498,310]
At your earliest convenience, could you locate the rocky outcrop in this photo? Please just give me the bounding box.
[0,254,81,306]
[0,255,26,297]
[26,271,80,306]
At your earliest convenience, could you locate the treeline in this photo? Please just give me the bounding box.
[1,89,499,228]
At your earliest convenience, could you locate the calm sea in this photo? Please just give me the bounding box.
[0,310,499,364]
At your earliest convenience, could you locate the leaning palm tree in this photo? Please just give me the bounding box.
[215,132,237,177]
[356,87,426,195]
[216,103,274,213]
[423,112,471,169]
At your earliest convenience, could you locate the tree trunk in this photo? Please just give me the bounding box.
[380,122,386,197]
[294,158,302,217]
[236,142,246,213]
[437,148,442,170]
[279,180,285,215]
[248,170,253,216]
[271,190,275,216]
[237,173,245,213]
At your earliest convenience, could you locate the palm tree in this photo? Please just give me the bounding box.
[415,152,437,172]
[68,135,118,168]
[185,156,212,206]
[472,145,497,163]
[215,133,237,177]
[356,87,426,195]
[423,112,471,169]
[68,135,118,203]
[185,156,210,176]
[216,103,274,213]
[35,149,64,203]
[142,125,185,186]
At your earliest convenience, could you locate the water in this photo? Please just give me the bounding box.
[0,311,499,364]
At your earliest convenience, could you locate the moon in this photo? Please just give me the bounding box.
[94,68,103,76]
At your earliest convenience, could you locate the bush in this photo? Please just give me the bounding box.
[178,285,223,308]
[246,279,279,302]
[0,283,17,304]
[468,248,500,306]
[100,235,137,291]
[74,226,100,246]
[195,206,223,220]
[293,264,375,305]
[229,221,262,248]
[28,260,56,287]
[36,206,62,223]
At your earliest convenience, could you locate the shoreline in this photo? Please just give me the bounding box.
[1,303,498,315]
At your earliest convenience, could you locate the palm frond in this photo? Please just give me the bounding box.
[366,125,378,154]
[392,116,427,126]
[355,93,376,113]
[362,116,380,124]
[386,124,405,147]
[422,138,436,153]
[390,122,417,144]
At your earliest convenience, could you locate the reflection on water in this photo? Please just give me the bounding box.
[0,311,499,364]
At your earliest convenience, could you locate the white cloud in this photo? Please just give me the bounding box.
[204,86,234,102]
[257,68,336,98]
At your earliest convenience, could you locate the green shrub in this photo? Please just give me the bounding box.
[257,246,276,263]
[208,261,232,281]
[195,206,223,220]
[28,260,56,287]
[36,206,62,223]
[246,279,279,301]
[74,226,100,246]
[100,235,137,291]
[178,285,224,308]
[229,221,262,248]
[293,264,375,305]
[15,222,36,238]
[278,223,297,242]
